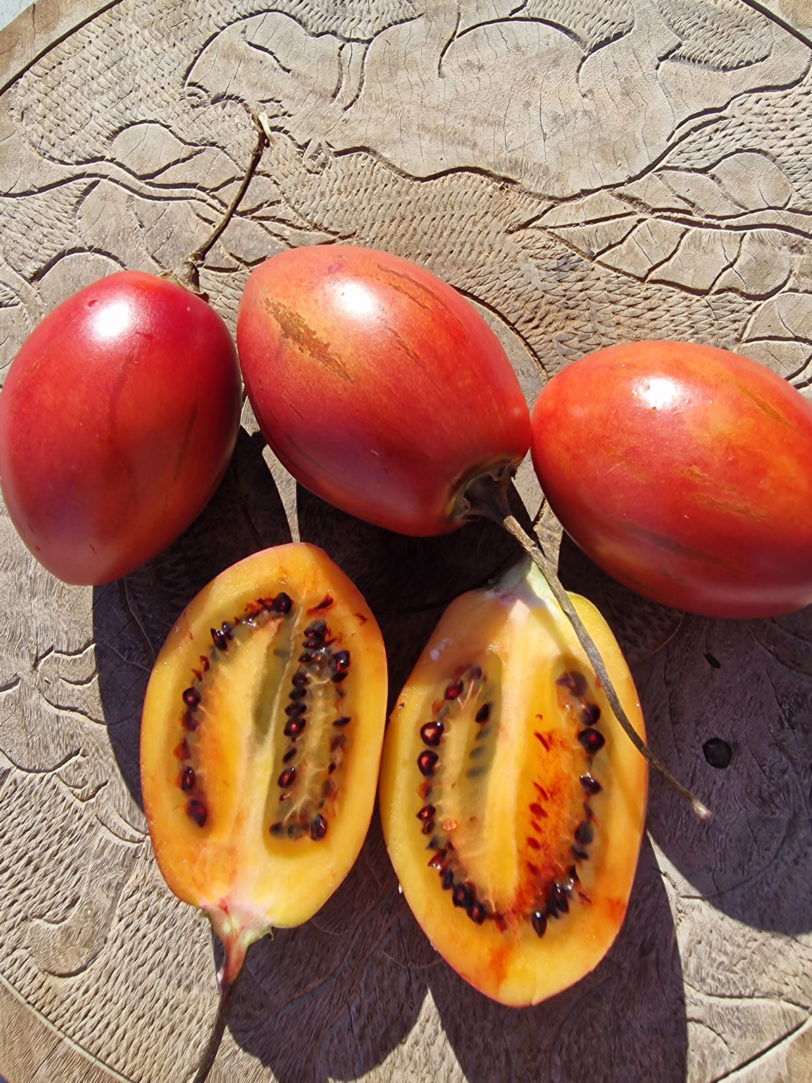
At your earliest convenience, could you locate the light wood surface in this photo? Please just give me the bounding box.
[1,2,810,1081]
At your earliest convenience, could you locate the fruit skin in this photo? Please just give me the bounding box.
[530,340,812,618]
[236,244,532,536]
[0,270,241,584]
[140,542,387,976]
[379,560,647,1007]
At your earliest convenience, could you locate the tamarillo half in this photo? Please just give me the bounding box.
[378,559,648,1006]
[140,542,387,1080]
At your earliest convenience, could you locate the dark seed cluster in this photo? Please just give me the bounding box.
[176,591,296,829]
[415,664,494,926]
[417,665,608,938]
[269,618,353,842]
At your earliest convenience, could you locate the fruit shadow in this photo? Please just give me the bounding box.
[220,810,426,1082]
[94,426,293,811]
[557,536,812,940]
[428,839,687,1083]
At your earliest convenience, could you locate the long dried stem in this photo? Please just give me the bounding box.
[173,107,272,298]
[464,471,712,820]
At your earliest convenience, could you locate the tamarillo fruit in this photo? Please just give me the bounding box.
[236,243,532,537]
[530,340,812,618]
[140,542,387,1080]
[378,559,648,1006]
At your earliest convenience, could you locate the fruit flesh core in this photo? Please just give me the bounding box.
[379,561,648,1007]
[141,543,388,950]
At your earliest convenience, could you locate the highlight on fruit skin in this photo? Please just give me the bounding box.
[378,558,648,1007]
[140,542,388,1011]
[530,339,812,618]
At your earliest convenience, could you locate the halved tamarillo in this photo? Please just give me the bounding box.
[379,559,648,1006]
[140,542,387,1081]
[236,247,709,818]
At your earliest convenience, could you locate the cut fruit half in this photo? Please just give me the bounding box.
[141,542,388,982]
[379,558,648,1007]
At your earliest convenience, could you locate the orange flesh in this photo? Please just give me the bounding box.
[379,561,648,1006]
[141,544,388,959]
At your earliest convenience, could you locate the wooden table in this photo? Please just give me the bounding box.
[1,2,810,1080]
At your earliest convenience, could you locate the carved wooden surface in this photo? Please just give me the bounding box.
[1,2,811,1081]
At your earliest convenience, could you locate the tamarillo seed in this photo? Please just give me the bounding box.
[180,767,196,792]
[579,702,601,726]
[285,701,306,717]
[182,687,201,708]
[417,804,436,821]
[441,868,454,890]
[270,591,293,613]
[475,703,491,723]
[278,767,296,788]
[445,680,464,700]
[304,619,326,638]
[417,750,439,777]
[310,815,328,840]
[187,798,207,827]
[549,882,569,915]
[452,882,473,909]
[531,910,547,938]
[420,721,444,747]
[557,670,588,696]
[333,715,351,727]
[284,717,306,738]
[331,650,351,681]
[578,728,605,755]
[574,820,594,846]
[182,711,199,732]
[468,900,487,924]
[579,772,602,795]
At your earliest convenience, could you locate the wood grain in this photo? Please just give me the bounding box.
[1,2,810,1081]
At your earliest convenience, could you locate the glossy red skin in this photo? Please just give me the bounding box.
[530,340,812,618]
[0,271,241,584]
[236,245,531,536]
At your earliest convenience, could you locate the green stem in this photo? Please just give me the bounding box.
[463,471,712,821]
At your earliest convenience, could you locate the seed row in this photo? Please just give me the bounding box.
[175,592,295,829]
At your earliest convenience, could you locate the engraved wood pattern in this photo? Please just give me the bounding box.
[1,2,810,1081]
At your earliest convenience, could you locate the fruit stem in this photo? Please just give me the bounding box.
[172,106,272,299]
[191,972,236,1083]
[464,473,712,821]
[190,927,250,1083]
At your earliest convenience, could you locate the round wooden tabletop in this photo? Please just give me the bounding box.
[1,2,810,1081]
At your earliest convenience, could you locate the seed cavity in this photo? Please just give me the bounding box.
[419,661,608,936]
[174,592,357,845]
